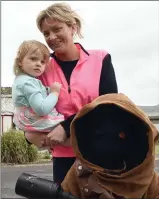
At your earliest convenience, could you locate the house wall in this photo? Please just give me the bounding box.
[1,115,13,134]
[1,95,15,134]
[152,119,159,124]
[154,123,159,131]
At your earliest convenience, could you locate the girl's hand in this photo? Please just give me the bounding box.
[50,82,61,95]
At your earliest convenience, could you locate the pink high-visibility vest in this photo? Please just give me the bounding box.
[39,43,108,157]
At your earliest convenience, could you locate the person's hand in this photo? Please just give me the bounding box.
[41,125,67,148]
[50,82,61,95]
[25,131,48,148]
[62,138,72,146]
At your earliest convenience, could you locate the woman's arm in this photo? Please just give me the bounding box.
[60,114,76,138]
[99,54,118,94]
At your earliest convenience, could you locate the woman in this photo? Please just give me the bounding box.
[25,2,118,184]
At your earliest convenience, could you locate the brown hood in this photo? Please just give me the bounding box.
[70,93,159,198]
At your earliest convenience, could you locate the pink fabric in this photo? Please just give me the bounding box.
[39,44,108,157]
[14,106,64,132]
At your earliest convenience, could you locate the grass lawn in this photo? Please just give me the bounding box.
[156,144,159,155]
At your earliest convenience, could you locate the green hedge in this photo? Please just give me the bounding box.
[1,129,38,164]
[156,145,159,155]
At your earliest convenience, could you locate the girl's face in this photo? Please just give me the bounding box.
[41,18,76,54]
[19,49,47,77]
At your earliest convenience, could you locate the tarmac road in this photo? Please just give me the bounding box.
[1,159,159,198]
[1,163,53,198]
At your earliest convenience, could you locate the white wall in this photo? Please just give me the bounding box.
[1,115,13,134]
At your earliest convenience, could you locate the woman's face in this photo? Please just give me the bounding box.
[41,18,76,54]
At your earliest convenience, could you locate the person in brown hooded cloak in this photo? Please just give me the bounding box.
[61,93,159,199]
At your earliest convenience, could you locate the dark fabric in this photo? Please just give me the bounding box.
[53,157,76,184]
[99,54,118,95]
[74,104,148,171]
[60,114,76,137]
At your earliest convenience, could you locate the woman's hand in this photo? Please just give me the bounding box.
[25,131,48,148]
[62,138,72,146]
[41,125,67,148]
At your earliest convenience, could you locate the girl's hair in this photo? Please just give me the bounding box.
[13,40,50,76]
[36,2,83,39]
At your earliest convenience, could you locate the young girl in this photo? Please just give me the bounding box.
[12,40,64,147]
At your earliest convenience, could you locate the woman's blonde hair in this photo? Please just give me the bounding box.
[13,40,50,76]
[36,2,83,39]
